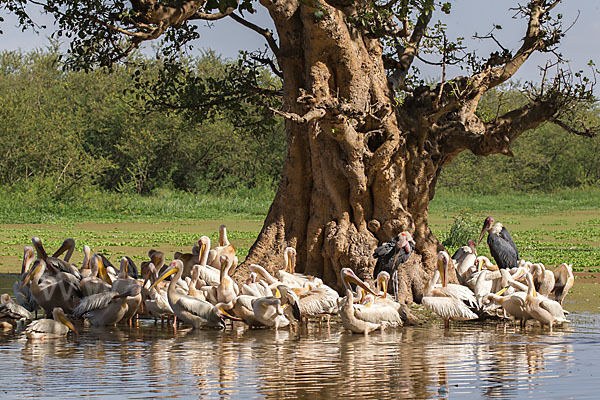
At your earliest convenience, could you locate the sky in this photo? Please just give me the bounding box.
[1,1,599,84]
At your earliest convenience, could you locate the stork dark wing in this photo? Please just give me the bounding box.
[373,240,396,259]
[498,227,519,260]
[487,234,518,270]
[393,242,414,269]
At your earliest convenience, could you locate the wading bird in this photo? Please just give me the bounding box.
[552,263,574,305]
[22,259,82,316]
[150,260,234,329]
[372,231,415,299]
[422,251,478,328]
[13,246,38,313]
[478,216,519,270]
[338,268,393,334]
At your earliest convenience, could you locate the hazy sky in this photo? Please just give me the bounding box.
[1,1,599,84]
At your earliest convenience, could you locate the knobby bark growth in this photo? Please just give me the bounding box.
[5,0,596,301]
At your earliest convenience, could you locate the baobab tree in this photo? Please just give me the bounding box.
[2,0,597,301]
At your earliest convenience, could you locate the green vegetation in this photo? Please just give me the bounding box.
[0,46,598,273]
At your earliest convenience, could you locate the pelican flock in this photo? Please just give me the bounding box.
[4,220,577,340]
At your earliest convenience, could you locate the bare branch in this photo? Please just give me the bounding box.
[388,0,434,91]
[550,117,599,138]
[189,7,236,21]
[268,107,326,124]
[229,12,280,56]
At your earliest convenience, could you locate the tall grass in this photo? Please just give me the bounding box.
[0,184,597,224]
[0,186,275,224]
[430,187,600,215]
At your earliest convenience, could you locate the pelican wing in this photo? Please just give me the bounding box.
[422,296,478,320]
[197,265,220,286]
[26,319,68,336]
[14,280,38,312]
[73,291,121,317]
[299,288,338,315]
[176,294,215,318]
[0,301,33,320]
[354,303,402,327]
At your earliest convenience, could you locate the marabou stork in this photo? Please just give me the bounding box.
[478,216,519,270]
[372,231,415,299]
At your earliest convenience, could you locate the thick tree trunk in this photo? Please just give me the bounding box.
[235,1,449,303]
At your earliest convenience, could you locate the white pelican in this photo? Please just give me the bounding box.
[552,263,574,305]
[530,263,555,296]
[187,265,207,301]
[433,251,478,307]
[74,285,141,326]
[31,236,81,279]
[207,226,238,270]
[452,239,477,266]
[524,272,567,330]
[0,293,33,322]
[484,292,529,327]
[150,260,234,329]
[78,245,93,278]
[251,297,291,329]
[80,254,112,297]
[142,263,176,326]
[277,284,335,326]
[25,307,77,339]
[249,264,280,287]
[241,272,273,297]
[22,259,82,316]
[339,268,385,335]
[422,251,478,328]
[277,247,321,288]
[232,295,263,327]
[111,257,142,326]
[204,255,239,305]
[195,236,222,286]
[13,245,38,314]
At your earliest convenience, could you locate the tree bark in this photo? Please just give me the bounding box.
[237,1,441,302]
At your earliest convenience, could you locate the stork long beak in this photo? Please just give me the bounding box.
[342,269,377,296]
[477,226,487,246]
[150,265,178,289]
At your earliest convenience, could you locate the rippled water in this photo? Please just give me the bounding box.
[2,274,600,399]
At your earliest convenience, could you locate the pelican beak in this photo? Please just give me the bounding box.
[381,277,388,299]
[58,313,78,335]
[438,257,447,287]
[97,257,112,285]
[342,269,377,296]
[150,265,178,289]
[274,287,281,298]
[287,253,293,274]
[495,286,508,296]
[217,305,243,321]
[21,262,43,288]
[198,242,206,263]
